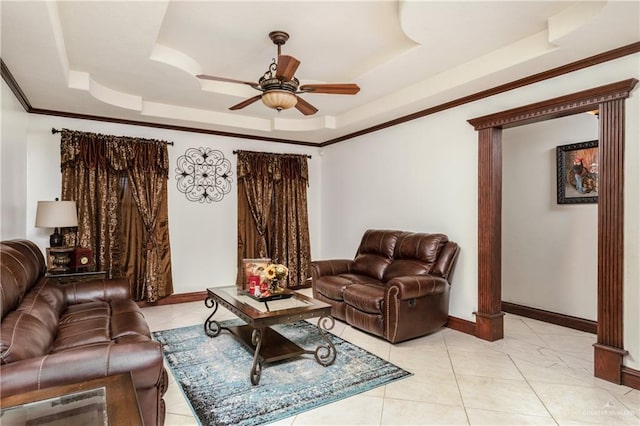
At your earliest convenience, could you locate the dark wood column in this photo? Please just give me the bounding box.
[475,126,504,341]
[594,99,628,383]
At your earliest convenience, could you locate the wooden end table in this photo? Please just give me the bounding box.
[204,286,337,385]
[45,270,107,284]
[0,373,143,425]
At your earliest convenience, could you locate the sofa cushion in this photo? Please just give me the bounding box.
[351,230,401,280]
[59,301,110,324]
[383,233,448,281]
[54,299,151,352]
[1,247,31,319]
[17,280,66,330]
[1,256,24,320]
[343,283,385,315]
[0,311,53,364]
[54,314,111,352]
[315,274,381,301]
[111,299,151,339]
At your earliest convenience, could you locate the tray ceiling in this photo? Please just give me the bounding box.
[1,1,638,144]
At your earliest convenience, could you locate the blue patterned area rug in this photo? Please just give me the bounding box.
[152,320,411,426]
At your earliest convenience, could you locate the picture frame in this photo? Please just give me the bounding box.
[240,258,271,291]
[556,140,599,204]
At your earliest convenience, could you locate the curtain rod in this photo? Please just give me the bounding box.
[51,128,174,146]
[232,150,311,159]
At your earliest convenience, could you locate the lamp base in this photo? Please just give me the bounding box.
[49,228,63,247]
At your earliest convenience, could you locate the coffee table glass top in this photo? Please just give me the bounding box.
[206,286,329,319]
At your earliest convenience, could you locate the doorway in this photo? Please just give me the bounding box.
[501,114,599,330]
[468,78,637,384]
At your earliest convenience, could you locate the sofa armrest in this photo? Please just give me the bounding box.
[0,339,164,397]
[63,278,131,304]
[311,259,353,279]
[386,275,449,300]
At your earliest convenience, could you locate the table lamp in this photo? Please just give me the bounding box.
[35,199,78,247]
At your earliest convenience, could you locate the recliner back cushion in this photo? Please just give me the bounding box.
[383,233,448,281]
[16,281,66,334]
[351,230,402,281]
[0,241,47,320]
[0,310,54,364]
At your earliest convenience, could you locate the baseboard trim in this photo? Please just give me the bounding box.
[502,301,597,334]
[137,291,207,308]
[446,316,476,336]
[622,366,640,390]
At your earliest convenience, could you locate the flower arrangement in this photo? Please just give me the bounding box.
[262,263,288,282]
[261,263,288,293]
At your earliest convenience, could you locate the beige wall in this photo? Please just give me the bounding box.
[502,114,599,320]
[1,79,29,240]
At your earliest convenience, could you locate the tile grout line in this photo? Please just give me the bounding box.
[442,331,472,425]
[508,353,560,425]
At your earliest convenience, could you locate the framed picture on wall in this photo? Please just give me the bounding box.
[556,140,599,204]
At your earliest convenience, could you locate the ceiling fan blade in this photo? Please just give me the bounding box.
[276,55,300,81]
[294,96,318,116]
[197,74,259,87]
[299,83,360,95]
[229,95,262,110]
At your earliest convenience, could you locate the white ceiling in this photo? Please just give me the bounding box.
[2,1,639,144]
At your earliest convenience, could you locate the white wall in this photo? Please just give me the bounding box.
[319,53,640,369]
[319,108,479,320]
[1,79,29,240]
[502,114,599,320]
[23,115,320,293]
[624,83,640,371]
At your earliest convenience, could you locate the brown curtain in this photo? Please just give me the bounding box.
[272,155,311,287]
[59,129,173,302]
[236,150,311,289]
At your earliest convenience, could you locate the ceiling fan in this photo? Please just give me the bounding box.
[196,31,360,116]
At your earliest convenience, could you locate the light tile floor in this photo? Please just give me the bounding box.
[142,289,640,425]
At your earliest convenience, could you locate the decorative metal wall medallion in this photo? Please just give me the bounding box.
[176,148,232,203]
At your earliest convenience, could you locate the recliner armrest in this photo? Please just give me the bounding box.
[63,278,131,304]
[311,259,353,278]
[386,275,449,300]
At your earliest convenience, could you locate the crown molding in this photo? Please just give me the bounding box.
[3,42,639,146]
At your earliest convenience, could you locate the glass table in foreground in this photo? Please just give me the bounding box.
[0,373,142,426]
[204,286,337,385]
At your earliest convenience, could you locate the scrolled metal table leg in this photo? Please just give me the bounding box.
[250,328,264,385]
[315,315,337,366]
[204,296,221,337]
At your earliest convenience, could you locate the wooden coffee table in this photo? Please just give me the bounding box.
[204,286,336,385]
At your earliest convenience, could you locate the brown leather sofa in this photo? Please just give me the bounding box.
[0,239,167,425]
[312,229,459,343]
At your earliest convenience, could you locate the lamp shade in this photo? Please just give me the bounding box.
[35,200,78,228]
[261,90,298,111]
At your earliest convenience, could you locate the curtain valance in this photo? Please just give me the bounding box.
[59,129,170,175]
[236,150,308,182]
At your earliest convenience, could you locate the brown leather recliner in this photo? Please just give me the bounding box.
[0,239,167,426]
[312,229,459,343]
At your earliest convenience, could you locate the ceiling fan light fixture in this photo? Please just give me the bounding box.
[261,90,297,111]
